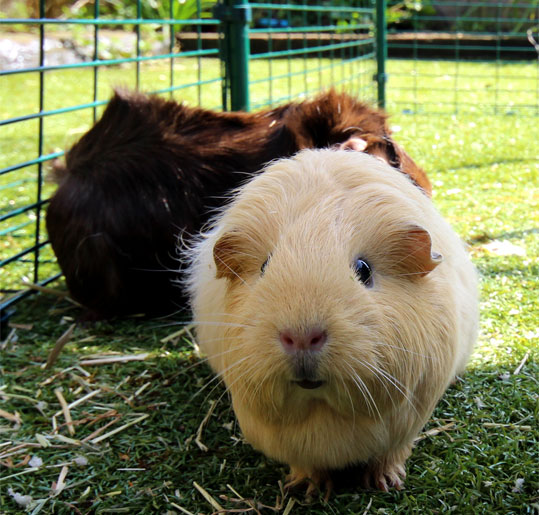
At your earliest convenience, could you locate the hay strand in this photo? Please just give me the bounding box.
[46,324,76,369]
[54,388,75,436]
[193,481,223,512]
[79,354,149,366]
[90,414,149,444]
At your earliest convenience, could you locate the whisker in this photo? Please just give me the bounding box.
[214,253,251,290]
[357,359,419,417]
[189,355,251,403]
[156,320,256,330]
[344,363,381,420]
[336,371,356,426]
[375,342,436,361]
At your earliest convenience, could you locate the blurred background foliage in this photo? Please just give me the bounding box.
[1,0,536,34]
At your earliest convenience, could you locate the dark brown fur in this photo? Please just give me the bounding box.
[46,89,430,319]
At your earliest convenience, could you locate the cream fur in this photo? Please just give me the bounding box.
[185,149,478,485]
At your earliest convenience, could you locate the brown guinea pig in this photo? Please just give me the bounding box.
[186,149,477,492]
[46,89,430,319]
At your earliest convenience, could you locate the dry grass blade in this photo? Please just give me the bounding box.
[282,498,295,515]
[53,434,81,445]
[8,322,33,330]
[22,281,70,299]
[127,382,151,403]
[483,422,532,430]
[90,413,149,444]
[0,467,40,483]
[226,484,244,500]
[160,324,195,343]
[46,323,76,369]
[54,387,75,435]
[81,416,121,443]
[0,408,21,424]
[193,481,223,512]
[51,465,69,496]
[362,498,373,514]
[53,389,101,417]
[35,434,51,447]
[513,351,530,375]
[414,422,456,443]
[195,400,216,452]
[169,502,196,515]
[79,353,149,366]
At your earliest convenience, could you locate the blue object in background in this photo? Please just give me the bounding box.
[255,17,290,29]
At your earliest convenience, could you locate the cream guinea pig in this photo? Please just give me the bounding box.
[186,149,478,493]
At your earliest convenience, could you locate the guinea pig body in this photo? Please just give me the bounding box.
[47,89,429,319]
[186,149,477,490]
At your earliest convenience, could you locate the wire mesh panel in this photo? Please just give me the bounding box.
[246,1,378,110]
[385,0,539,116]
[0,1,222,316]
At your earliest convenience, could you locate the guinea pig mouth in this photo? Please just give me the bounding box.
[293,379,325,390]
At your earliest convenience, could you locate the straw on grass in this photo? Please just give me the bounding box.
[160,324,195,344]
[81,416,121,443]
[414,422,456,443]
[283,498,296,515]
[0,408,21,424]
[483,422,532,430]
[54,388,75,436]
[79,354,149,366]
[194,400,216,452]
[193,481,223,512]
[46,324,76,369]
[169,502,195,515]
[90,413,149,444]
[513,351,530,375]
[52,389,101,418]
[51,465,69,496]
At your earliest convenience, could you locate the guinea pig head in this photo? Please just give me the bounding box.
[207,152,445,428]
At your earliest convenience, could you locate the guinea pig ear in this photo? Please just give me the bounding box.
[393,224,443,278]
[338,136,368,152]
[213,230,247,281]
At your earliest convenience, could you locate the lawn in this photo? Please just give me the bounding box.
[0,57,538,514]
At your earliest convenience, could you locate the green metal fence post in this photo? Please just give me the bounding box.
[375,0,387,109]
[216,0,251,111]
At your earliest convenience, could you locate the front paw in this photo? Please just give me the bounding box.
[285,467,332,500]
[363,461,406,491]
[362,446,411,491]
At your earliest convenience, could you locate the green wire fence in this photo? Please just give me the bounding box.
[385,0,538,116]
[1,0,538,327]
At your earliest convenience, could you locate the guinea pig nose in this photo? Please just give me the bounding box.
[279,328,327,353]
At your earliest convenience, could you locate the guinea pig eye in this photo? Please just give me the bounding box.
[260,256,270,276]
[353,258,373,287]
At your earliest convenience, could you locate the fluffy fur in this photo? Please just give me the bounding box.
[186,149,478,491]
[46,89,430,318]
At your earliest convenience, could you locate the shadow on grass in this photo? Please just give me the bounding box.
[468,227,539,245]
[444,157,534,172]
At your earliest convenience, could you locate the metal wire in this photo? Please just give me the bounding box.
[386,0,538,116]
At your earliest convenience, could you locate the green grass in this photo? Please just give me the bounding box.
[1,57,538,513]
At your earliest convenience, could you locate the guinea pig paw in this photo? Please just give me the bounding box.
[285,467,332,501]
[363,462,406,492]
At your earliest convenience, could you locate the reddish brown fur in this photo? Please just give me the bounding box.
[46,89,430,318]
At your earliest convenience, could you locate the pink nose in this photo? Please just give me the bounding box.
[279,328,327,353]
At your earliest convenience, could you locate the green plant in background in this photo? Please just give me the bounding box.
[148,0,219,32]
[386,0,538,33]
[386,0,435,27]
[64,0,218,32]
